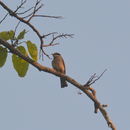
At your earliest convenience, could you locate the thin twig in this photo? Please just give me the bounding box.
[14,21,21,33]
[84,69,107,86]
[42,32,58,38]
[89,69,107,85]
[42,43,59,47]
[16,7,34,15]
[49,33,74,45]
[41,33,74,48]
[0,13,8,24]
[14,0,27,13]
[33,15,63,19]
[27,0,43,22]
[11,21,21,46]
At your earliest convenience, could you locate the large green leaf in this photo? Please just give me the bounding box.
[0,46,8,67]
[12,46,29,77]
[17,29,26,40]
[0,30,15,40]
[26,41,38,61]
[0,31,10,40]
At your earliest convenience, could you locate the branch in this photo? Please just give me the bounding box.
[14,0,27,13]
[84,69,107,86]
[16,7,34,15]
[0,1,47,56]
[0,38,116,130]
[0,1,43,43]
[42,33,74,47]
[42,32,58,37]
[0,1,71,59]
[33,15,63,19]
[27,0,44,22]
[0,13,8,24]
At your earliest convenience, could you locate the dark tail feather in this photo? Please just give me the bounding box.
[60,78,68,88]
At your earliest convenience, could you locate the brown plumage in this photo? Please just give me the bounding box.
[52,52,68,88]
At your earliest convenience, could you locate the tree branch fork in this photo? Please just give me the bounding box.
[0,1,73,59]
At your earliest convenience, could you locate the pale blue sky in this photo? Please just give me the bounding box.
[0,0,130,130]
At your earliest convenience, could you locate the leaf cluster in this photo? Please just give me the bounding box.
[0,30,38,77]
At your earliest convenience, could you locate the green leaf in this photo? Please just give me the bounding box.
[26,41,38,61]
[17,46,27,55]
[12,46,29,77]
[0,31,10,40]
[0,30,15,40]
[8,30,15,40]
[17,29,26,40]
[0,46,8,67]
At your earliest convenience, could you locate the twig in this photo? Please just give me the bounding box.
[84,69,107,86]
[42,43,59,47]
[14,0,27,13]
[11,21,21,46]
[49,33,74,45]
[0,13,8,24]
[39,46,51,60]
[33,15,63,19]
[41,33,74,48]
[16,7,34,15]
[84,70,107,114]
[42,32,58,38]
[27,0,43,22]
[14,21,21,33]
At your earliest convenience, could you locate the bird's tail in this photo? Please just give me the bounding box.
[60,78,68,88]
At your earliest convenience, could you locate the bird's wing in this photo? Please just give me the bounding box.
[61,57,66,74]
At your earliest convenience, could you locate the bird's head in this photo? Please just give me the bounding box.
[52,52,61,58]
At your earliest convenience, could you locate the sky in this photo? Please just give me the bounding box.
[0,0,130,130]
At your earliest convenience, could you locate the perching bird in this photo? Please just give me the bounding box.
[52,52,68,88]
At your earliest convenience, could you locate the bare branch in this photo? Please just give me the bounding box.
[49,33,74,45]
[14,0,27,13]
[33,15,63,19]
[84,69,107,86]
[0,1,44,50]
[10,21,21,46]
[16,7,34,15]
[27,0,43,22]
[22,13,34,19]
[42,32,58,38]
[39,47,51,60]
[40,33,74,49]
[41,33,72,58]
[14,21,21,34]
[0,13,8,24]
[34,0,43,13]
[0,1,71,59]
[83,70,107,114]
[42,43,59,47]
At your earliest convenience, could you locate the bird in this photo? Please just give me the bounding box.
[52,52,68,88]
